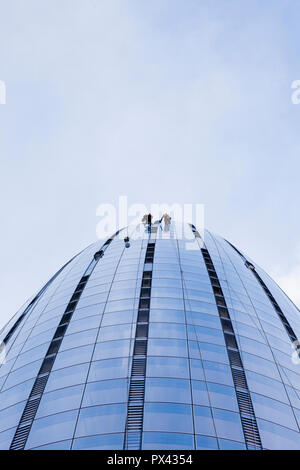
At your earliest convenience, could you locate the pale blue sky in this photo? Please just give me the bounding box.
[0,0,300,328]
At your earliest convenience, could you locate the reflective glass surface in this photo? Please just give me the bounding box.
[1,223,300,449]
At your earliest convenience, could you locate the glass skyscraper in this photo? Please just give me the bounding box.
[1,221,300,450]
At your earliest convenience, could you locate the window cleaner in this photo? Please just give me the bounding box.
[94,249,104,260]
[159,213,171,231]
[142,213,153,233]
[124,236,130,248]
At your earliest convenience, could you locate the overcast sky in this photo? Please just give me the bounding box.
[0,0,300,329]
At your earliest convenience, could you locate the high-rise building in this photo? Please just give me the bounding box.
[1,222,300,450]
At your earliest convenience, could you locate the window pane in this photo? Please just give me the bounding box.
[75,404,126,437]
[257,418,300,450]
[36,385,84,419]
[251,393,297,430]
[218,439,246,450]
[150,309,185,324]
[213,409,244,441]
[145,378,191,403]
[196,435,218,450]
[207,383,239,412]
[45,363,89,393]
[203,361,233,386]
[193,406,215,436]
[0,402,25,433]
[98,324,133,342]
[82,379,128,406]
[93,340,131,360]
[147,357,189,379]
[143,432,194,450]
[0,428,17,450]
[60,329,98,351]
[191,381,209,406]
[73,433,124,450]
[32,440,71,450]
[88,358,130,381]
[246,371,288,403]
[53,345,93,370]
[149,323,186,339]
[147,339,187,357]
[144,403,193,433]
[25,410,78,449]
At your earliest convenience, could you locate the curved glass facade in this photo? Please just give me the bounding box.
[1,222,300,450]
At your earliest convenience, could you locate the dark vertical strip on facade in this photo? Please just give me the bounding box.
[247,262,299,347]
[226,240,300,353]
[201,247,262,449]
[123,238,156,450]
[9,236,117,450]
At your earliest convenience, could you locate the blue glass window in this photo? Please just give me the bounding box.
[72,304,107,321]
[67,316,100,335]
[150,298,184,310]
[198,343,228,363]
[207,383,239,412]
[12,343,49,370]
[147,356,189,379]
[188,326,225,346]
[149,309,185,323]
[88,358,130,381]
[193,406,215,436]
[218,439,246,450]
[82,379,128,406]
[36,385,84,419]
[0,379,34,410]
[147,338,188,357]
[242,352,281,380]
[75,404,126,437]
[0,402,25,433]
[45,363,89,392]
[246,370,289,403]
[187,301,218,315]
[143,403,193,433]
[238,336,273,361]
[190,359,205,381]
[60,329,98,351]
[142,432,194,450]
[53,345,93,370]
[191,381,209,406]
[186,312,221,328]
[101,310,135,326]
[251,393,298,430]
[149,323,186,339]
[3,359,42,391]
[25,410,78,449]
[196,435,218,450]
[98,324,133,341]
[72,433,124,450]
[213,409,244,441]
[203,361,234,386]
[0,428,17,450]
[257,418,300,450]
[93,340,131,360]
[105,300,135,313]
[145,378,191,403]
[32,440,72,450]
